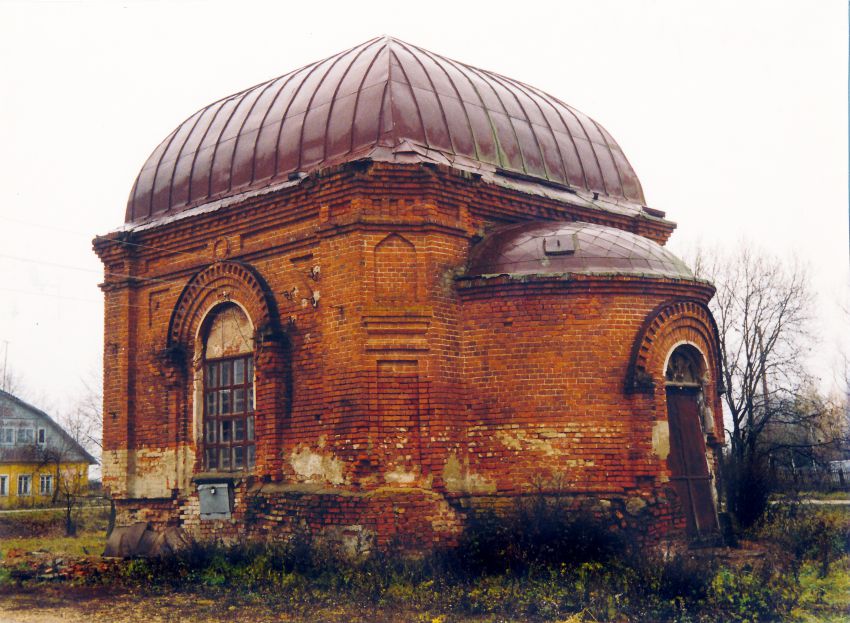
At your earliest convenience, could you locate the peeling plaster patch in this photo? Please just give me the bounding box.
[442,453,463,490]
[464,472,497,493]
[497,434,523,452]
[496,429,557,456]
[105,447,195,499]
[702,406,716,434]
[442,453,497,494]
[652,420,670,482]
[384,467,417,484]
[102,449,128,495]
[290,445,347,485]
[132,448,180,497]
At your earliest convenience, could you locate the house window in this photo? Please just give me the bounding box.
[0,475,8,496]
[39,474,53,495]
[17,474,31,496]
[17,428,34,444]
[37,428,46,445]
[0,428,12,444]
[202,303,255,472]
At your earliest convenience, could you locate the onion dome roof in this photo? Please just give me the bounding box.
[466,221,693,279]
[126,36,646,224]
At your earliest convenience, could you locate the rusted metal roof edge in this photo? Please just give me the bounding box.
[456,271,705,282]
[115,151,663,235]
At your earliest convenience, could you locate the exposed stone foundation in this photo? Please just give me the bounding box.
[112,478,690,557]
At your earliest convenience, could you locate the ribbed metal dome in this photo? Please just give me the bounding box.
[126,36,646,224]
[466,222,693,279]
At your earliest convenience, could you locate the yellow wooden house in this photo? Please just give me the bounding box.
[0,389,97,508]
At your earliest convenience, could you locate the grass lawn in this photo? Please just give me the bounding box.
[1,533,105,558]
[803,490,850,501]
[773,490,850,501]
[793,557,850,623]
[0,505,109,558]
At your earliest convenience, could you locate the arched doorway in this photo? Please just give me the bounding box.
[665,344,720,543]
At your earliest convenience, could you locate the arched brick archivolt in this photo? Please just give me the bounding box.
[625,299,723,397]
[167,260,280,351]
[164,260,288,474]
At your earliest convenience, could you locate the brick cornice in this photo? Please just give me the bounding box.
[456,274,715,301]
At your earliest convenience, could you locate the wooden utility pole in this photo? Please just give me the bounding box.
[1,340,8,392]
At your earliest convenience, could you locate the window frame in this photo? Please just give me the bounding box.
[202,354,256,473]
[37,428,46,445]
[0,475,8,496]
[39,474,53,496]
[17,474,31,496]
[17,428,34,445]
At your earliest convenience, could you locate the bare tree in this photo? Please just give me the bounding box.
[30,371,104,535]
[695,246,814,463]
[0,366,53,413]
[692,245,832,524]
[759,381,848,474]
[35,436,90,536]
[61,372,103,456]
[57,370,107,535]
[0,366,26,397]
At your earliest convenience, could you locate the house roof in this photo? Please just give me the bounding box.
[0,389,98,465]
[125,36,646,225]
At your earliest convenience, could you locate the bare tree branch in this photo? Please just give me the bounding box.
[701,245,819,467]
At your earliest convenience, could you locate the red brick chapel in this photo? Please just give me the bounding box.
[94,37,724,553]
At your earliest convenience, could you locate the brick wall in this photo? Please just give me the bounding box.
[94,162,720,550]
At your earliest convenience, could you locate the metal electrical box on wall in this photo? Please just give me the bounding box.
[198,482,233,520]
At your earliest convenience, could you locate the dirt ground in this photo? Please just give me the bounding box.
[0,585,463,623]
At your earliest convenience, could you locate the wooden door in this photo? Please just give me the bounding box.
[666,387,719,542]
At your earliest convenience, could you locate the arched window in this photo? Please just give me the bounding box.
[202,303,255,472]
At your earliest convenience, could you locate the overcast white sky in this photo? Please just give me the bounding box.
[0,0,847,414]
